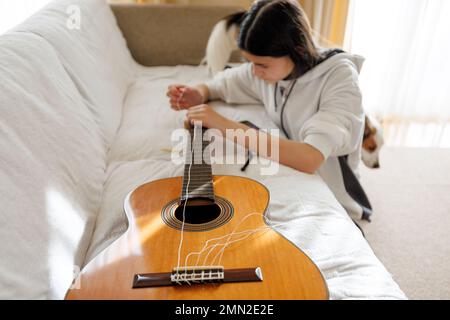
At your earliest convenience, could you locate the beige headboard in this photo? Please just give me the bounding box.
[110,4,243,67]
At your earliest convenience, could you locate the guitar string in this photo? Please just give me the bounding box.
[175,88,216,273]
[173,91,287,272]
[182,221,283,283]
[203,223,283,267]
[181,213,290,268]
[201,212,267,266]
[213,214,279,266]
[174,102,287,269]
[211,225,274,267]
[208,206,327,266]
[206,216,290,267]
[183,214,264,267]
[175,89,192,274]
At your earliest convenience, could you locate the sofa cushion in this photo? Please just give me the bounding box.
[110,4,242,67]
[14,0,136,147]
[0,32,106,299]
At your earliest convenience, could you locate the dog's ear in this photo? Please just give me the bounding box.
[364,116,370,133]
[364,116,377,138]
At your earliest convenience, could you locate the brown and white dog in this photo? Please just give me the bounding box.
[362,115,384,169]
[203,13,384,169]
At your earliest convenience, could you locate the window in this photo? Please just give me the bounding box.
[346,0,450,147]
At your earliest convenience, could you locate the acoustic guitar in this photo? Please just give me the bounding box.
[66,123,328,300]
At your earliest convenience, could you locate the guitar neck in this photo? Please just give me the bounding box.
[181,123,215,202]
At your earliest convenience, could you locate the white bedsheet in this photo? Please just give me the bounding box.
[86,65,407,300]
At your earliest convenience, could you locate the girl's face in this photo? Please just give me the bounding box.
[242,51,296,84]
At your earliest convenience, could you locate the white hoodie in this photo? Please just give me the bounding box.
[206,51,368,220]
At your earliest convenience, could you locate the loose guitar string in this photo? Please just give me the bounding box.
[175,88,191,274]
[174,89,289,272]
[206,217,291,267]
[212,214,283,266]
[174,90,287,269]
[200,222,282,268]
[209,204,326,266]
[182,213,290,267]
[211,225,273,267]
[184,222,281,284]
[200,212,266,266]
[174,93,264,268]
[183,220,260,267]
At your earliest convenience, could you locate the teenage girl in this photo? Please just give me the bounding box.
[167,0,372,221]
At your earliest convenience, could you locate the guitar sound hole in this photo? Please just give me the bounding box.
[174,199,222,225]
[162,197,233,232]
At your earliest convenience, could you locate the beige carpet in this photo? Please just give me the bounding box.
[359,147,450,300]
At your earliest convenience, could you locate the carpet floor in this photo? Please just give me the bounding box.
[359,147,450,300]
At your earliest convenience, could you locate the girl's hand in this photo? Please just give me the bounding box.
[167,84,204,110]
[186,105,231,132]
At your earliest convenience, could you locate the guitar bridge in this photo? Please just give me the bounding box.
[133,266,263,288]
[171,266,224,285]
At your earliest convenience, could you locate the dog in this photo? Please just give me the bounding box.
[362,115,384,169]
[202,12,244,76]
[203,13,384,169]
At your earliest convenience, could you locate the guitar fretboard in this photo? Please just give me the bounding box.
[181,124,214,202]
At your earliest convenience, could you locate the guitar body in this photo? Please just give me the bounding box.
[66,175,328,300]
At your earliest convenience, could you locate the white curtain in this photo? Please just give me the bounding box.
[347,0,450,122]
[0,0,51,35]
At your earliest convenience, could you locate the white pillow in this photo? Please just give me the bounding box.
[0,32,106,299]
[14,0,137,147]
